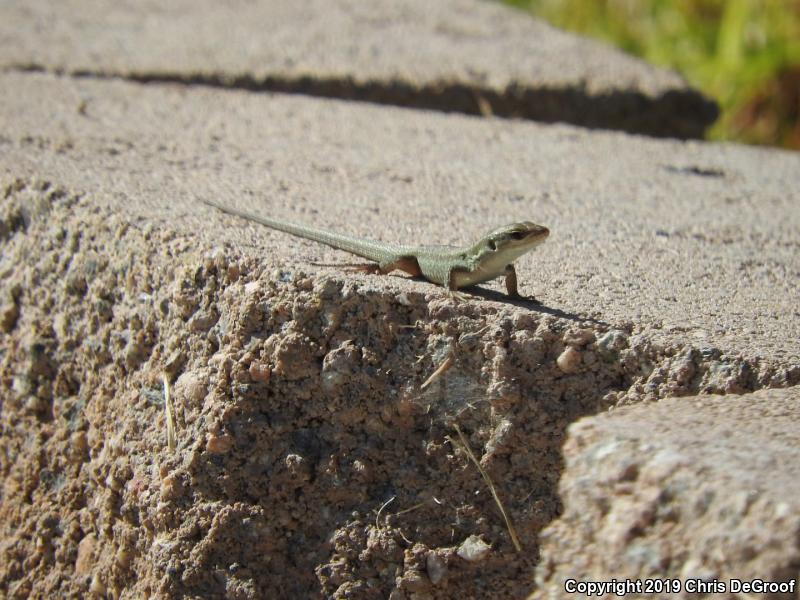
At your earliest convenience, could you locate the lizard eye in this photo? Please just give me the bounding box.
[510,231,527,240]
[487,239,497,250]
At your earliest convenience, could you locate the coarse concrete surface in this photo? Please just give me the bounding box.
[0,0,717,137]
[1,71,797,365]
[0,2,798,599]
[1,69,798,599]
[533,387,800,599]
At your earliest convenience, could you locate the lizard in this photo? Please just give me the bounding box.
[200,198,549,300]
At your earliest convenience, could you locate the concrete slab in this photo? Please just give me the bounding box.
[0,71,796,364]
[0,69,796,597]
[0,0,717,137]
[534,387,800,598]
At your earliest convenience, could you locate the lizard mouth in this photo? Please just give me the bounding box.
[513,226,549,246]
[507,222,550,243]
[478,222,550,256]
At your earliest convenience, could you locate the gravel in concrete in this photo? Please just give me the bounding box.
[0,7,797,596]
[534,387,800,598]
[0,71,796,363]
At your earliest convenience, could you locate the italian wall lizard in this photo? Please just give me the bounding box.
[200,198,549,300]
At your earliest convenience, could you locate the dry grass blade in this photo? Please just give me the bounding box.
[163,373,176,451]
[375,496,395,529]
[452,423,522,552]
[420,353,454,390]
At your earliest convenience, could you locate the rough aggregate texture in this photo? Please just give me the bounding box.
[533,388,800,599]
[0,72,797,363]
[0,7,798,596]
[1,180,797,598]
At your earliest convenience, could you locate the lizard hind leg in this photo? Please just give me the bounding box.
[313,256,422,277]
[446,267,474,302]
[378,256,422,277]
[310,261,381,273]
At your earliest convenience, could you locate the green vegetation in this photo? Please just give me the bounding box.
[506,0,800,148]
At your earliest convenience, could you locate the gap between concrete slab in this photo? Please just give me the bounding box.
[8,63,718,139]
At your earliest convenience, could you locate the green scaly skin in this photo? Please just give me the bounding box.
[200,198,549,299]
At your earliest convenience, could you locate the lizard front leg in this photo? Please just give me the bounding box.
[504,264,520,297]
[504,264,538,302]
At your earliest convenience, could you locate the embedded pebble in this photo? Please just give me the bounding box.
[249,362,271,383]
[563,328,595,346]
[556,346,582,373]
[160,473,184,500]
[175,371,207,404]
[426,552,447,585]
[0,301,20,332]
[74,534,96,576]
[70,431,88,459]
[90,573,106,595]
[596,330,629,356]
[206,433,233,454]
[457,535,490,562]
[115,547,132,569]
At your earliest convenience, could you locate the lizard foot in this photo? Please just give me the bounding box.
[508,292,540,304]
[311,262,381,274]
[447,290,473,302]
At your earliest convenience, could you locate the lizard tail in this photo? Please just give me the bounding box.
[200,198,404,263]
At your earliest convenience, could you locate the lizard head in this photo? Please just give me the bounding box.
[483,221,549,252]
[466,221,549,269]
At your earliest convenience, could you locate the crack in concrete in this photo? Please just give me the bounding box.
[8,63,718,140]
